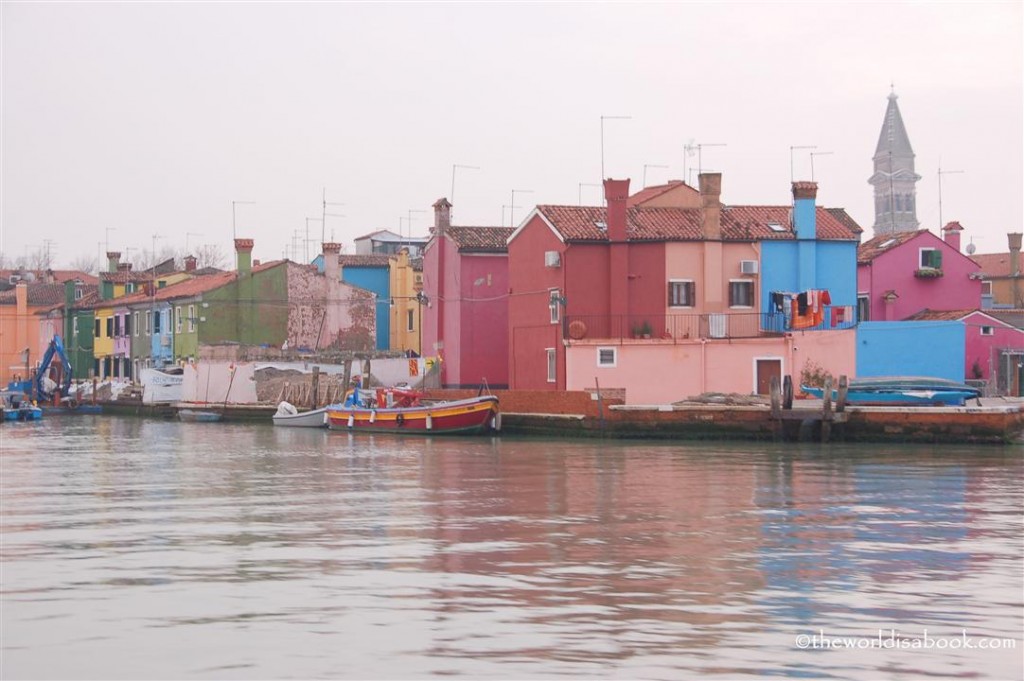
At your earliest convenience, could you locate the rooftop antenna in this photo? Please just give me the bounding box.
[789,145,816,182]
[406,209,426,239]
[695,142,727,176]
[642,164,668,188]
[502,204,522,227]
[683,140,696,185]
[510,189,533,227]
[322,188,345,244]
[451,164,480,218]
[578,182,601,206]
[809,151,833,182]
[938,164,965,231]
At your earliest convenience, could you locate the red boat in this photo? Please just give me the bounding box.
[325,387,500,435]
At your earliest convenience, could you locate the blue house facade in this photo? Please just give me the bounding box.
[150,304,174,367]
[856,321,965,381]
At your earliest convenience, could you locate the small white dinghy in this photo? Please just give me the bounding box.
[272,401,329,428]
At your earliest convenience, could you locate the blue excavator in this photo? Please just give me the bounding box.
[6,335,73,403]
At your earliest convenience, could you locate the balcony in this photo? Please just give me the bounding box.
[565,308,856,342]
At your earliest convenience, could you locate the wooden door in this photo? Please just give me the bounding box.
[756,359,782,396]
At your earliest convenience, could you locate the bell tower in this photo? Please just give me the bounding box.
[868,88,921,235]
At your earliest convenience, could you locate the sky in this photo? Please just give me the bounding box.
[2,1,1021,270]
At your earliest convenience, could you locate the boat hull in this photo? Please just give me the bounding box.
[2,407,42,421]
[802,386,979,407]
[178,409,223,423]
[272,407,329,428]
[326,396,499,435]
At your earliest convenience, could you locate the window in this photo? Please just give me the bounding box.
[981,326,994,336]
[729,280,754,308]
[549,289,561,324]
[188,305,196,332]
[668,280,695,307]
[105,317,113,338]
[73,317,78,336]
[597,346,617,368]
[982,281,993,296]
[114,315,121,337]
[145,311,151,335]
[407,309,415,332]
[857,294,870,323]
[74,288,83,300]
[546,348,556,383]
[126,283,135,293]
[919,248,942,269]
[125,314,132,337]
[95,318,101,337]
[153,310,161,334]
[175,306,182,333]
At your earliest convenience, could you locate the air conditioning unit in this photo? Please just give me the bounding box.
[544,250,561,268]
[740,260,759,275]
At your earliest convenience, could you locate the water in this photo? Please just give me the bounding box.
[2,416,1021,680]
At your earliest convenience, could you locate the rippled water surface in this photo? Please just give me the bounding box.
[2,416,1022,680]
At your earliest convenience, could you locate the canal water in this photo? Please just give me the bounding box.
[2,416,1021,680]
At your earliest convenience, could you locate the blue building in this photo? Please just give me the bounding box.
[856,320,965,381]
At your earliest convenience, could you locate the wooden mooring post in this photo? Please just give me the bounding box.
[770,374,849,442]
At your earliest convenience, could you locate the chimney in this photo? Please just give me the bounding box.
[603,178,631,241]
[45,269,55,284]
[433,198,452,236]
[699,173,723,240]
[941,221,963,252]
[1009,233,1022,277]
[322,242,341,282]
[253,259,261,267]
[117,263,132,272]
[234,238,254,276]
[791,181,818,240]
[184,255,197,272]
[106,251,121,273]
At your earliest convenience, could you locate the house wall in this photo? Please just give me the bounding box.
[93,307,114,370]
[762,240,857,311]
[289,263,375,352]
[422,237,465,386]
[340,265,390,350]
[170,301,199,361]
[150,305,174,366]
[457,253,510,387]
[564,330,856,404]
[203,266,289,348]
[858,232,981,321]
[962,312,1024,381]
[389,251,421,354]
[856,321,965,381]
[68,310,95,380]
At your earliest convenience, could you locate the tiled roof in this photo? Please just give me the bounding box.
[191,267,225,276]
[972,252,1024,278]
[0,269,99,286]
[857,229,927,264]
[987,310,1024,330]
[903,308,974,321]
[535,205,862,242]
[627,180,698,207]
[0,282,93,307]
[100,270,161,283]
[339,255,392,267]
[445,226,516,251]
[81,271,238,309]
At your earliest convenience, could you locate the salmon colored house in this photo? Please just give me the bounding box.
[506,175,861,403]
[420,199,514,388]
[0,283,69,387]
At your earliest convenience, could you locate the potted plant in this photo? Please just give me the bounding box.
[640,320,652,339]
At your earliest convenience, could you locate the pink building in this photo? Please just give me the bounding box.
[905,308,1024,387]
[421,199,513,388]
[857,223,982,321]
[506,175,861,403]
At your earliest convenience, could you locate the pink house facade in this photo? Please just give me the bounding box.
[421,199,513,388]
[905,308,1024,387]
[857,224,982,321]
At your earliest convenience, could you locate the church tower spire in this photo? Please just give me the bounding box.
[868,88,921,235]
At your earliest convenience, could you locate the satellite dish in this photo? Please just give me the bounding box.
[965,242,977,255]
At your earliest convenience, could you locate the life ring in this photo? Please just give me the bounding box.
[395,413,405,427]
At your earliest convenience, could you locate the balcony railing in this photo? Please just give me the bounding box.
[565,308,856,342]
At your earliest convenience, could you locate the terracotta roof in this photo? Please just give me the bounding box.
[445,226,516,251]
[191,267,225,276]
[857,229,927,264]
[0,282,91,307]
[535,205,862,242]
[972,252,1024,278]
[339,254,392,267]
[987,310,1024,330]
[81,271,238,310]
[0,269,99,286]
[903,308,975,321]
[627,180,698,207]
[100,270,161,284]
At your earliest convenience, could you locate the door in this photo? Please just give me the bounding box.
[756,358,782,396]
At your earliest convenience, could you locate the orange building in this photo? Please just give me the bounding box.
[0,282,67,387]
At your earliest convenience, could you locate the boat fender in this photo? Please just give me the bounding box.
[425,413,432,430]
[369,410,376,423]
[347,414,354,429]
[396,413,405,427]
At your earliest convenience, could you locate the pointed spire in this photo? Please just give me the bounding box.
[874,87,914,160]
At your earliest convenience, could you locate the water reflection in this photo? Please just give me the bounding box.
[2,418,1021,679]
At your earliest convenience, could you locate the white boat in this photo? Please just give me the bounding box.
[272,401,329,428]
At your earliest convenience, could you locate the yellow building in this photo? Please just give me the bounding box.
[389,249,424,355]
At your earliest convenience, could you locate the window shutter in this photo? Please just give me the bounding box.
[932,250,943,268]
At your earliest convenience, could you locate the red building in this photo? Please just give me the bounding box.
[421,198,514,388]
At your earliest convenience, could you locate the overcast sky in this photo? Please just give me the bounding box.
[2,1,1021,269]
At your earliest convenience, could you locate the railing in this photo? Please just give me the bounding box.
[565,307,857,342]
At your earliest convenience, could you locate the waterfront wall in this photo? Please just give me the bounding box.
[857,321,964,381]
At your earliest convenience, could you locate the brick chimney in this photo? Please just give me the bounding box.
[433,198,452,236]
[792,181,818,240]
[942,221,963,252]
[699,173,722,240]
[106,251,121,273]
[235,238,254,276]
[603,179,631,241]
[1009,233,1022,277]
[322,242,341,282]
[184,255,197,272]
